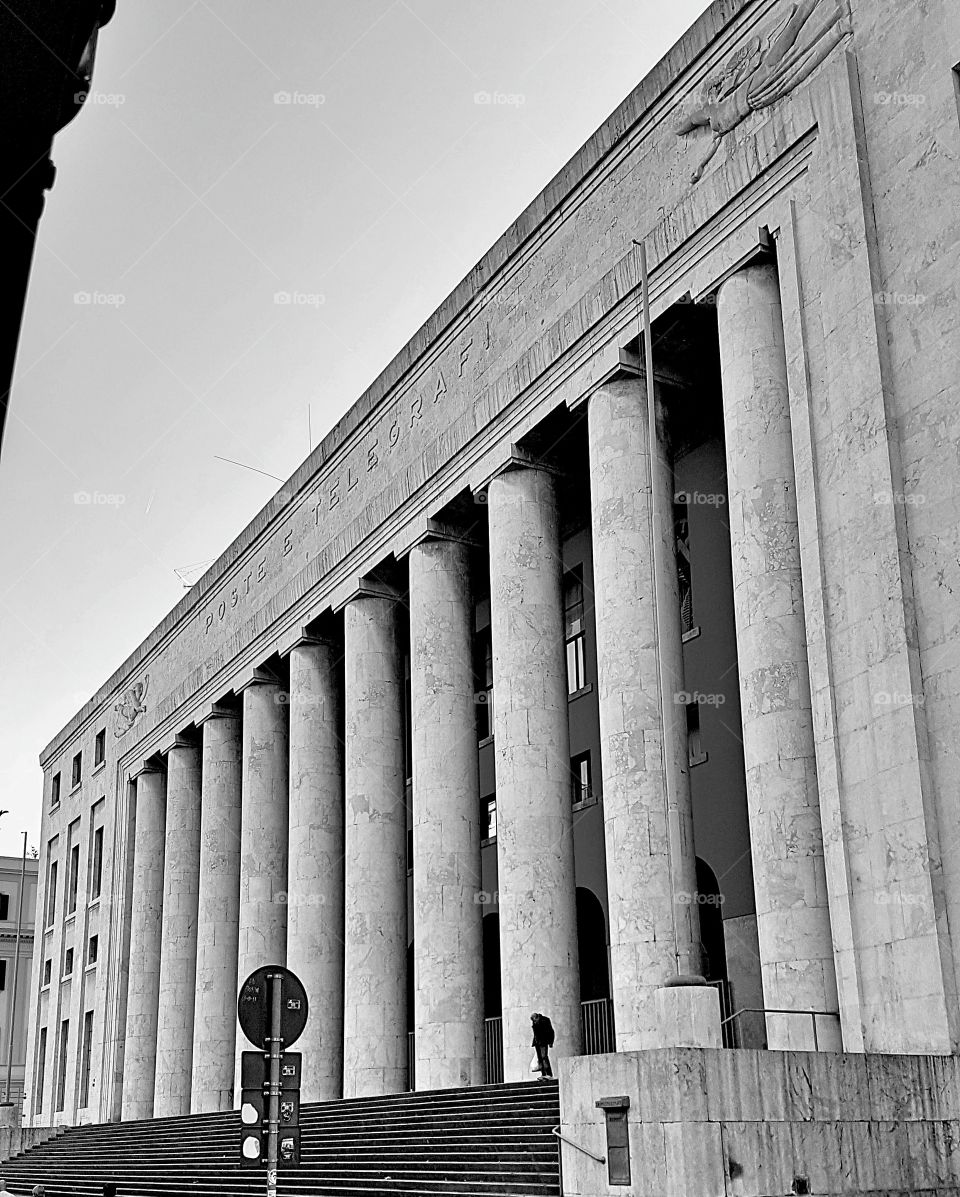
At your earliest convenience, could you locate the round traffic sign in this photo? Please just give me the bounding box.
[238,965,309,1048]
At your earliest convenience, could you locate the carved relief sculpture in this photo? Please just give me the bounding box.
[114,674,150,737]
[676,0,852,182]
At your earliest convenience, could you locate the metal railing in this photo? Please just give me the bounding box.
[581,998,615,1055]
[721,1007,841,1051]
[484,1017,503,1084]
[707,979,736,1048]
[552,1125,605,1163]
[407,1031,415,1091]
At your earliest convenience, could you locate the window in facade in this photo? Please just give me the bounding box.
[88,935,99,966]
[35,1027,47,1116]
[94,729,106,768]
[475,631,494,739]
[67,842,80,915]
[484,796,497,842]
[79,1011,94,1109]
[90,826,104,901]
[564,567,587,694]
[71,751,82,789]
[0,894,8,921]
[42,959,51,987]
[50,772,61,808]
[55,1019,69,1112]
[675,494,694,634]
[0,960,6,990]
[46,858,58,928]
[686,701,707,767]
[63,948,74,978]
[571,752,593,806]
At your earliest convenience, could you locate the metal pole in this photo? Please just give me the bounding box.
[4,832,28,1104]
[266,972,282,1197]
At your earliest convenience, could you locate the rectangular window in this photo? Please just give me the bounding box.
[687,701,707,767]
[79,1011,94,1109]
[94,729,106,767]
[46,860,58,928]
[63,948,74,978]
[50,772,61,808]
[564,567,587,694]
[675,495,694,634]
[90,827,104,901]
[42,959,51,987]
[71,751,82,789]
[55,1019,69,1112]
[35,1027,47,1116]
[0,894,8,921]
[571,752,593,805]
[88,935,99,966]
[484,796,497,841]
[0,960,6,991]
[68,843,80,915]
[475,630,494,739]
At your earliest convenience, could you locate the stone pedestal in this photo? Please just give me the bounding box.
[409,535,485,1090]
[588,380,699,1051]
[487,464,581,1082]
[154,736,202,1117]
[717,262,838,1046]
[121,765,166,1121]
[191,708,242,1113]
[342,594,407,1097]
[654,982,721,1049]
[287,639,344,1103]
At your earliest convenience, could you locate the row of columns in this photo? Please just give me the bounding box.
[120,260,840,1121]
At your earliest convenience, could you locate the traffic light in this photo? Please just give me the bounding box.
[279,1130,301,1165]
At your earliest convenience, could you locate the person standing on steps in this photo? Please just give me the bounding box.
[531,1012,555,1079]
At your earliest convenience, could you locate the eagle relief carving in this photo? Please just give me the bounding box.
[114,674,150,737]
[676,0,852,183]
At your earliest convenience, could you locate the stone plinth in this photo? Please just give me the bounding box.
[654,982,721,1049]
[588,380,698,1050]
[121,766,166,1121]
[718,263,838,1048]
[488,464,581,1082]
[154,736,202,1117]
[409,536,485,1090]
[342,594,407,1097]
[191,709,242,1114]
[287,639,344,1103]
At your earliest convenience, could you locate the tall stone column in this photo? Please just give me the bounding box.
[409,534,485,1090]
[121,764,166,1121]
[717,261,838,1049]
[287,638,344,1103]
[191,707,242,1113]
[154,735,202,1117]
[342,591,407,1098]
[236,670,289,1083]
[487,463,582,1082]
[588,378,701,1052]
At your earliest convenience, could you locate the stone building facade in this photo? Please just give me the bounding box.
[25,0,960,1165]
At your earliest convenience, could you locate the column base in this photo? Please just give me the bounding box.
[654,978,721,1048]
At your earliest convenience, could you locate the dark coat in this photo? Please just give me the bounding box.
[531,1015,555,1048]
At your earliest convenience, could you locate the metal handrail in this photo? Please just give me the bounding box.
[552,1126,606,1164]
[720,1007,840,1051]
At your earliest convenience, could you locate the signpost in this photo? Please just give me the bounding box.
[238,965,309,1196]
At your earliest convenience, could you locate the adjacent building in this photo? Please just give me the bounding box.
[0,855,39,1111]
[25,0,960,1145]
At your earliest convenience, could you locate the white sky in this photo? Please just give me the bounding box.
[0,0,714,855]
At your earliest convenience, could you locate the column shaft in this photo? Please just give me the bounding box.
[154,737,202,1116]
[121,767,166,1120]
[410,537,485,1090]
[717,262,838,1049]
[287,640,344,1103]
[342,595,407,1097]
[191,710,241,1113]
[589,379,699,1051]
[488,465,581,1082]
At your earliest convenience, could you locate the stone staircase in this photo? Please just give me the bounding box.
[0,1080,560,1196]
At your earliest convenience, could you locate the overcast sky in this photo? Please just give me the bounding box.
[0,0,713,856]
